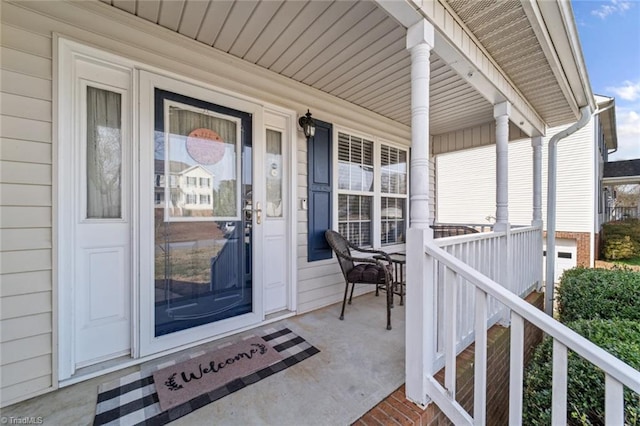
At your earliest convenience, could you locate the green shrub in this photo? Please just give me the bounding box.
[523,319,640,425]
[603,235,638,260]
[602,219,640,260]
[557,267,640,323]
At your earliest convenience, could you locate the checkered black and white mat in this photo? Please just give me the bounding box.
[93,328,320,426]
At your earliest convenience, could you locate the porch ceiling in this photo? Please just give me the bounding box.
[100,0,493,136]
[444,0,576,127]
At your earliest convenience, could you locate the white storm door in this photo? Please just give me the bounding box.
[263,112,291,313]
[73,62,132,368]
[138,71,265,356]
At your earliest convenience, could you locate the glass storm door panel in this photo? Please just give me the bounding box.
[153,89,253,337]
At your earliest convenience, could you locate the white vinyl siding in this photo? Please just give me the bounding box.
[437,121,595,233]
[0,0,412,405]
[296,133,347,313]
[0,15,54,406]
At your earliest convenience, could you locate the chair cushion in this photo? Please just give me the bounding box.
[347,263,393,283]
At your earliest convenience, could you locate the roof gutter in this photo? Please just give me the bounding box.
[545,105,592,315]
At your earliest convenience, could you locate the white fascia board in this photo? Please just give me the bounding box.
[603,176,640,185]
[536,0,595,113]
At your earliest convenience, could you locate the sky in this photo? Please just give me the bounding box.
[572,0,640,160]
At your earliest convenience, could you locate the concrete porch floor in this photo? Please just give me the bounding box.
[1,292,406,425]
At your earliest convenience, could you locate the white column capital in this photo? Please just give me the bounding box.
[494,101,511,119]
[406,20,434,51]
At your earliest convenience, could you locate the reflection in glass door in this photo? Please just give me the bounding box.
[153,89,253,336]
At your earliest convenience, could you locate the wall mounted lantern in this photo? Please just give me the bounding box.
[298,109,316,139]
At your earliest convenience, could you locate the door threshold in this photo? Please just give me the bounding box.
[59,309,297,388]
[265,309,295,321]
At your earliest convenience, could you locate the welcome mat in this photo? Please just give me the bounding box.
[94,328,319,425]
[153,335,282,411]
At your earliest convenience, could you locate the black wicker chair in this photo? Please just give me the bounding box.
[324,229,394,330]
[430,224,479,238]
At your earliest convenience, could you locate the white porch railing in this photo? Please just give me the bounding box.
[432,226,542,365]
[406,236,640,425]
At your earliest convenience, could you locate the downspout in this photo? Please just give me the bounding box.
[545,106,591,316]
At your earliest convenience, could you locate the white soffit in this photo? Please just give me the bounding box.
[444,0,577,127]
[100,0,493,135]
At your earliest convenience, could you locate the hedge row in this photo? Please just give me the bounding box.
[557,267,640,323]
[601,219,640,260]
[523,320,640,425]
[523,267,640,425]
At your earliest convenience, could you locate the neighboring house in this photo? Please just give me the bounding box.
[436,95,618,280]
[603,159,640,221]
[2,0,637,421]
[163,164,215,214]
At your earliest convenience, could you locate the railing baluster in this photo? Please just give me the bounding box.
[444,267,457,396]
[474,287,487,424]
[422,236,640,426]
[605,374,624,425]
[509,312,525,425]
[455,244,463,340]
[552,340,568,426]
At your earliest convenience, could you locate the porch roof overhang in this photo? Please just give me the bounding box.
[595,95,618,151]
[603,159,640,185]
[94,0,593,141]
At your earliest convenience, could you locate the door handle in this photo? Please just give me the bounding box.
[254,202,262,225]
[243,202,262,224]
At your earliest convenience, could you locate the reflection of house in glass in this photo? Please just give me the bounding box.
[154,159,214,216]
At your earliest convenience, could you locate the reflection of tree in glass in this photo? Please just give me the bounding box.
[213,180,237,217]
[154,131,164,159]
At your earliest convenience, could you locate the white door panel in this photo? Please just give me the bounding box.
[75,245,130,366]
[263,114,290,313]
[73,60,133,368]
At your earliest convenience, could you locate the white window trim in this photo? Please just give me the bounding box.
[333,126,409,251]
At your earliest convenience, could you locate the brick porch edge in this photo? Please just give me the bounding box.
[354,291,545,425]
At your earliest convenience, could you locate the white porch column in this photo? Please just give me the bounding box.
[405,19,435,407]
[494,102,511,232]
[532,136,543,227]
[532,135,544,290]
[494,102,511,310]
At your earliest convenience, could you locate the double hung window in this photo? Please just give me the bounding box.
[381,145,407,245]
[338,133,374,246]
[337,130,408,248]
